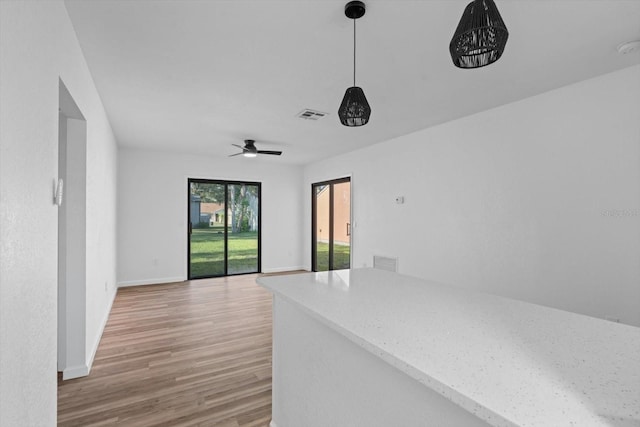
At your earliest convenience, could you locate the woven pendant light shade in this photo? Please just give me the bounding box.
[450,0,508,69]
[339,86,371,126]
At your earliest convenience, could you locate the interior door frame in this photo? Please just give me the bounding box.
[187,178,262,279]
[311,177,351,272]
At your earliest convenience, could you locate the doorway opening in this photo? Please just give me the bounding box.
[58,80,88,379]
[188,179,261,278]
[312,177,351,272]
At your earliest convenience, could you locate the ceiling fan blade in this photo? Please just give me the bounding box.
[228,152,244,157]
[257,150,282,156]
[231,143,248,151]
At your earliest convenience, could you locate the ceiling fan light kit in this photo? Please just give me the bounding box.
[338,1,371,127]
[449,0,509,69]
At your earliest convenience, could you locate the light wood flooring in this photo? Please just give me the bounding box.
[58,273,297,427]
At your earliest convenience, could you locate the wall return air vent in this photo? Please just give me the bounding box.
[373,255,398,273]
[296,109,328,120]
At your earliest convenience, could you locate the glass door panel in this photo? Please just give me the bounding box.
[332,181,351,270]
[189,181,226,278]
[227,183,260,275]
[314,184,330,272]
[312,178,351,271]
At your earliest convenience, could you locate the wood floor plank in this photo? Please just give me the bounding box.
[57,273,300,426]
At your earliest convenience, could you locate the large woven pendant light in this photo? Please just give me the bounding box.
[450,0,508,69]
[338,1,371,127]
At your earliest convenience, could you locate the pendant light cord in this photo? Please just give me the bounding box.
[353,18,356,87]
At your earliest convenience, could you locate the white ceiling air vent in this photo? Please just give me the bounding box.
[296,109,328,121]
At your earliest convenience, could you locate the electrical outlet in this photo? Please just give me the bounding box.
[104,281,108,292]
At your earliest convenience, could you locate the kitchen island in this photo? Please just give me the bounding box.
[257,268,640,427]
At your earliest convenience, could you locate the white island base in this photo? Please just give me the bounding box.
[270,297,491,427]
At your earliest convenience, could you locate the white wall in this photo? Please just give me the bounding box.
[117,148,303,286]
[304,65,640,327]
[0,1,118,424]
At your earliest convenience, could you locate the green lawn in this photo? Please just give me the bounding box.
[191,227,351,277]
[190,226,258,277]
[315,242,350,271]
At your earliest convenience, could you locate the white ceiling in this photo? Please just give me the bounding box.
[64,0,640,165]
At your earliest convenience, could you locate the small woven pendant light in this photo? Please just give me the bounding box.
[338,1,371,127]
[450,0,509,69]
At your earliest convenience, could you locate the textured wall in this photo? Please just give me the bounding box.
[0,2,118,424]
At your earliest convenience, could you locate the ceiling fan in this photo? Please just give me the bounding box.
[229,140,282,158]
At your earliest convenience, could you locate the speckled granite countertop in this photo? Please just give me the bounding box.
[258,268,640,427]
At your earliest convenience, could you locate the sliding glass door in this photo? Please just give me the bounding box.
[312,177,351,272]
[188,179,261,278]
[226,183,260,274]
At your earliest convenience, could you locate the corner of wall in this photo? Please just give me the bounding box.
[85,286,117,374]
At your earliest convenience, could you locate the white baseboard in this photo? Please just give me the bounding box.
[62,286,117,381]
[117,276,185,288]
[119,271,305,286]
[262,266,305,274]
[63,363,89,380]
[86,287,117,373]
